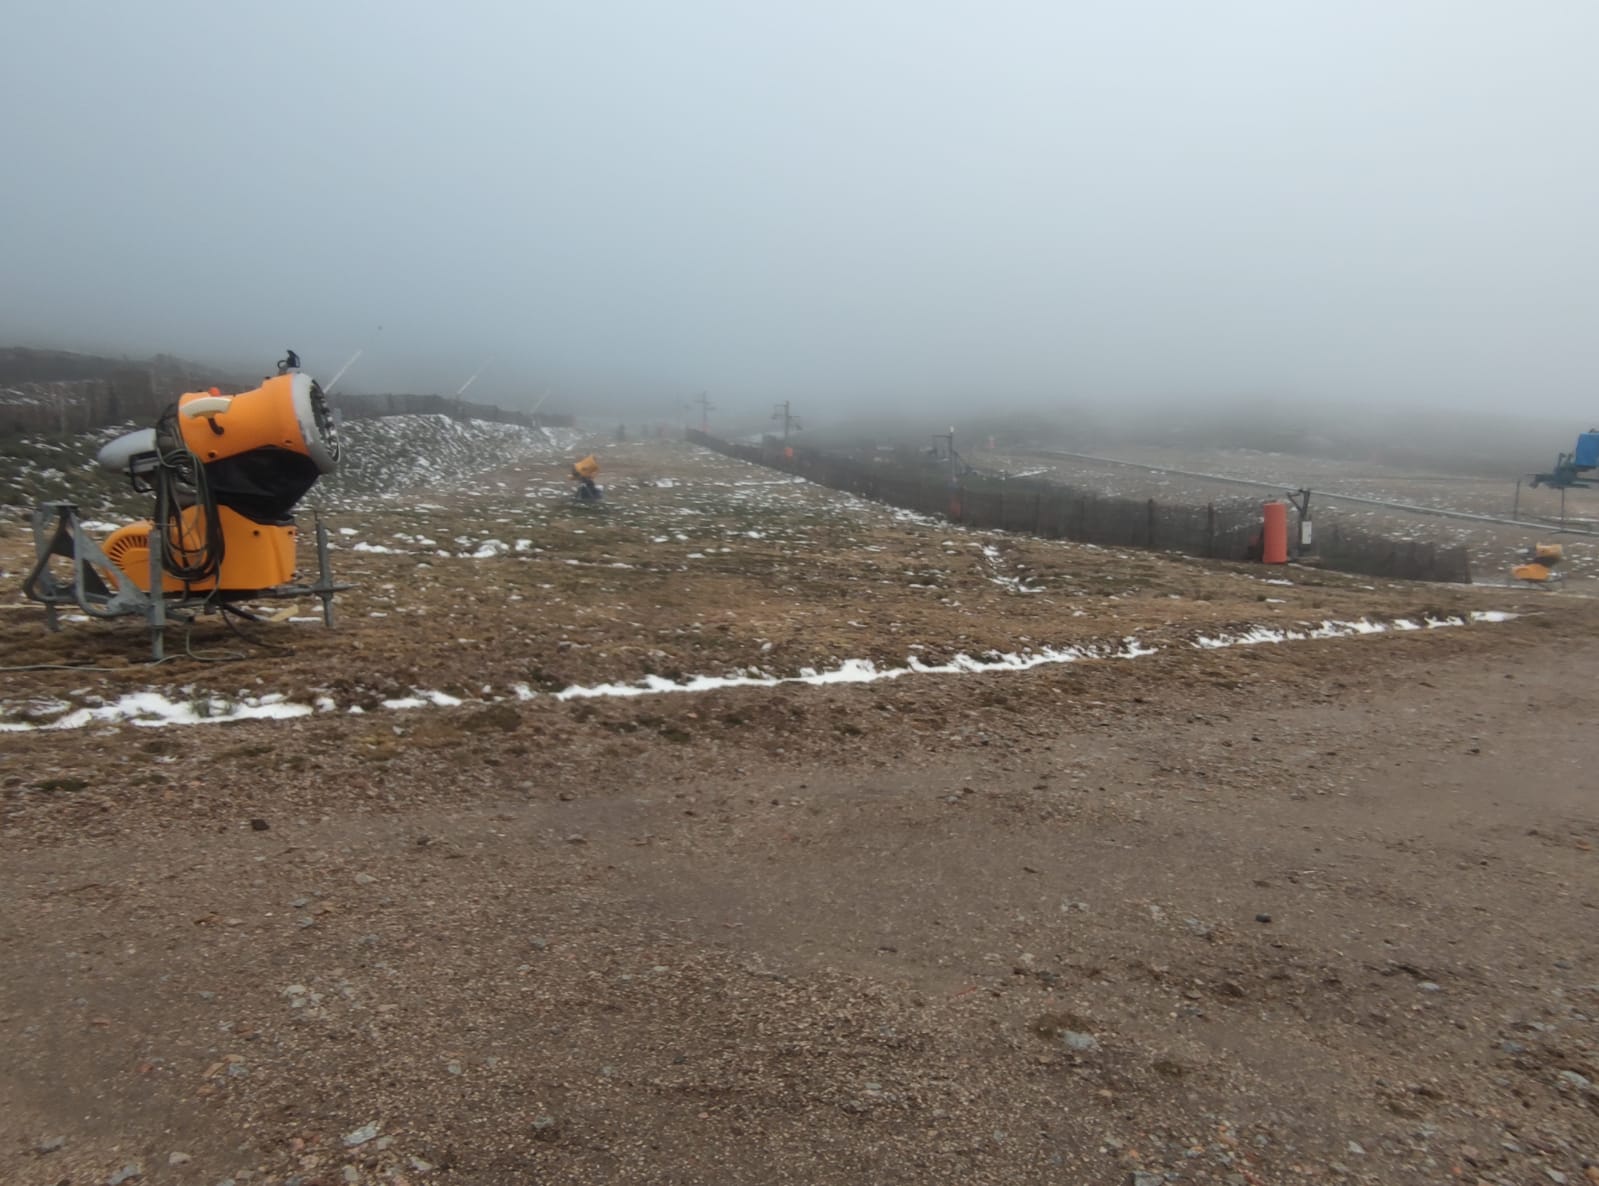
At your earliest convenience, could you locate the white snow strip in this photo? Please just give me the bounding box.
[0,691,313,731]
[0,615,1518,732]
[554,637,1151,700]
[1190,613,1510,650]
[381,689,464,710]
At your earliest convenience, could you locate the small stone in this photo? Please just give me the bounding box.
[290,897,309,909]
[408,1157,434,1173]
[1418,981,1442,993]
[1255,914,1272,924]
[342,1122,380,1148]
[531,1114,560,1141]
[296,917,316,929]
[249,818,270,831]
[1546,1170,1569,1185]
[1558,1069,1593,1091]
[169,1152,192,1166]
[1131,1172,1163,1186]
[529,937,548,951]
[198,991,216,1001]
[36,1135,65,1154]
[565,834,587,845]
[1062,1031,1100,1052]
[354,872,376,885]
[1346,1140,1365,1156]
[108,1165,143,1186]
[447,1060,463,1075]
[342,1167,359,1185]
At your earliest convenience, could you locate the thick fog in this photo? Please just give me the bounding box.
[2,2,1596,422]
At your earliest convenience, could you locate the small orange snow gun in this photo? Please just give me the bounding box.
[571,454,602,502]
[1512,543,1563,584]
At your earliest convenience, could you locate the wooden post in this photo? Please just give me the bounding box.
[1513,479,1521,521]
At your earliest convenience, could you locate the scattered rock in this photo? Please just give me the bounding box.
[1131,1172,1163,1186]
[108,1164,142,1186]
[1255,913,1272,924]
[1558,1069,1593,1092]
[169,1152,192,1166]
[1346,1140,1365,1156]
[531,1114,561,1141]
[1062,1031,1100,1053]
[36,1135,64,1154]
[248,818,270,831]
[342,1122,380,1148]
[354,872,376,885]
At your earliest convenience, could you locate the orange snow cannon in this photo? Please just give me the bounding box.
[97,369,340,594]
[22,351,347,659]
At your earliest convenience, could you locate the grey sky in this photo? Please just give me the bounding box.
[2,2,1596,420]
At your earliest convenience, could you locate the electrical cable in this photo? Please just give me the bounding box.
[218,602,295,655]
[152,405,225,585]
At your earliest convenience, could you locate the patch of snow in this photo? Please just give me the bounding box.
[0,691,313,731]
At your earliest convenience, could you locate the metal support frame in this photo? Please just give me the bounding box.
[1284,488,1314,556]
[21,501,349,661]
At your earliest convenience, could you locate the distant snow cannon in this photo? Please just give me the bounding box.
[1512,543,1564,584]
[571,453,602,502]
[22,352,349,659]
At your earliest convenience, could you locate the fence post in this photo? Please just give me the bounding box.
[1147,498,1157,549]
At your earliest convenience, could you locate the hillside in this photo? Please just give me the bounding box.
[0,346,564,437]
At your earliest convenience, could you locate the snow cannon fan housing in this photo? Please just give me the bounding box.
[95,372,340,594]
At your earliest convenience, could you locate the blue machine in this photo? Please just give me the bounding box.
[1532,430,1599,488]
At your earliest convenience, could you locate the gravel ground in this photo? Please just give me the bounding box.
[2,440,1596,1186]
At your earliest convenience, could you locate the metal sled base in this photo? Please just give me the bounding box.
[22,501,349,661]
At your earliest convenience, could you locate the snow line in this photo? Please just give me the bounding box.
[0,612,1515,732]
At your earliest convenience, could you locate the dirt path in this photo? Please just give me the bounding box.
[4,619,1598,1186]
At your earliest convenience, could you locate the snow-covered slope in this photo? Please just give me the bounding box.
[0,415,587,519]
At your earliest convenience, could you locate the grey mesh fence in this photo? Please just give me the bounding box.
[683,430,1469,583]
